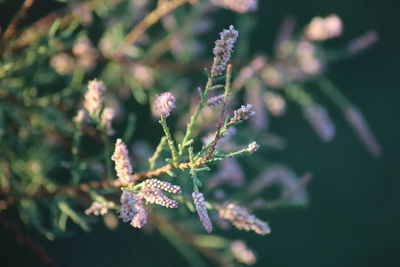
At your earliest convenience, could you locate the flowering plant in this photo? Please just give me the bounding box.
[0,0,381,266]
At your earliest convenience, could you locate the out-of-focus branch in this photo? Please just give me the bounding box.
[0,213,60,267]
[3,0,36,39]
[0,157,213,211]
[151,212,230,267]
[121,0,194,48]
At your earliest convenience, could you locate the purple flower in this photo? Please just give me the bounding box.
[153,92,176,117]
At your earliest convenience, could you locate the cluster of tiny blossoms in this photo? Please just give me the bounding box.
[111,139,134,184]
[211,25,239,77]
[305,14,343,41]
[85,26,272,257]
[230,104,256,124]
[207,94,226,106]
[217,202,271,235]
[210,0,258,14]
[85,201,115,216]
[153,92,176,117]
[117,179,182,228]
[192,191,213,233]
[230,240,257,265]
[139,179,181,208]
[84,79,106,117]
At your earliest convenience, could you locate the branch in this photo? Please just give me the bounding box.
[0,213,60,267]
[3,0,35,39]
[121,0,193,49]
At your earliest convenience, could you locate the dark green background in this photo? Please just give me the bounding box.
[1,0,400,266]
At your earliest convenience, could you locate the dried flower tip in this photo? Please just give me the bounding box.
[264,92,286,116]
[153,92,176,117]
[101,107,115,135]
[142,179,182,194]
[211,25,239,77]
[347,31,379,54]
[344,105,382,157]
[50,53,76,75]
[84,79,106,117]
[230,104,256,124]
[303,104,336,142]
[140,187,179,208]
[296,40,324,75]
[207,94,227,106]
[85,201,114,216]
[230,240,257,265]
[111,139,134,184]
[192,192,213,233]
[305,14,343,41]
[217,202,271,235]
[74,109,87,125]
[245,141,260,154]
[117,190,138,222]
[210,0,258,14]
[130,197,148,228]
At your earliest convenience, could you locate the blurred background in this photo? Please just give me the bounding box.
[1,0,399,266]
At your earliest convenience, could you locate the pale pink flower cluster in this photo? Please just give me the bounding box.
[111,139,134,184]
[84,79,106,117]
[261,65,285,88]
[118,190,138,222]
[296,40,324,75]
[264,92,287,116]
[211,25,239,76]
[139,179,181,208]
[230,104,256,124]
[303,104,336,142]
[140,187,179,208]
[217,202,271,235]
[230,240,257,265]
[207,94,226,106]
[85,201,115,216]
[153,92,176,117]
[50,53,75,75]
[72,37,99,71]
[142,179,182,194]
[118,190,148,228]
[210,0,258,14]
[192,191,213,233]
[305,14,343,41]
[245,141,260,154]
[130,198,148,228]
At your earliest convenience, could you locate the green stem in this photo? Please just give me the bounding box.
[159,116,179,164]
[158,224,208,267]
[179,77,213,155]
[71,126,82,184]
[100,128,113,180]
[149,136,167,170]
[315,76,351,109]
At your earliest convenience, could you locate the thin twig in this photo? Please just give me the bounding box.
[3,0,35,39]
[121,0,192,49]
[0,213,60,267]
